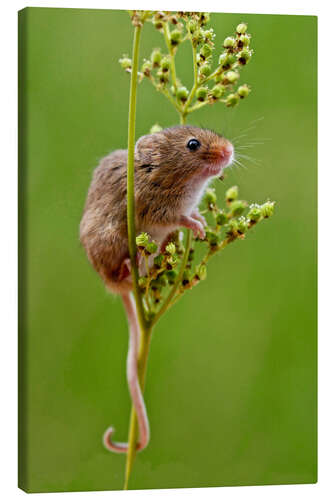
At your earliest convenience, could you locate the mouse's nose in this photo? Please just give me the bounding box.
[219,141,234,164]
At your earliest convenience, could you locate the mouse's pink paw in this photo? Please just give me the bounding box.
[179,215,206,240]
[191,209,207,228]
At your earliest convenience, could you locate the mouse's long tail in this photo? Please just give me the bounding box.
[103,291,150,453]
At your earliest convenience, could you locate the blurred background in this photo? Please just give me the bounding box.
[19,8,317,492]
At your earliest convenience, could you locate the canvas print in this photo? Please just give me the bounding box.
[18,7,317,493]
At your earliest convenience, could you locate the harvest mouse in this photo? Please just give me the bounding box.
[80,125,234,453]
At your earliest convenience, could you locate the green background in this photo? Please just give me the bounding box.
[18,8,317,493]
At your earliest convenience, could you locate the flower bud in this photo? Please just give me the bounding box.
[150,123,163,134]
[225,70,239,84]
[237,216,248,234]
[170,29,182,46]
[204,187,217,205]
[196,86,208,101]
[219,52,229,67]
[119,56,132,70]
[146,241,158,254]
[136,232,149,248]
[236,23,248,34]
[166,269,177,285]
[237,48,252,65]
[226,93,239,107]
[260,201,275,218]
[203,29,215,42]
[161,56,171,72]
[229,199,248,216]
[176,86,189,102]
[199,63,211,77]
[157,70,168,84]
[223,36,236,49]
[199,12,210,25]
[165,242,176,255]
[138,277,147,289]
[141,60,152,77]
[216,210,228,226]
[182,269,191,286]
[205,230,219,246]
[211,84,226,99]
[226,185,239,202]
[248,204,261,222]
[226,219,239,236]
[151,48,162,67]
[237,84,250,98]
[200,43,213,59]
[195,263,207,281]
[239,34,251,47]
[188,19,197,34]
[154,254,164,268]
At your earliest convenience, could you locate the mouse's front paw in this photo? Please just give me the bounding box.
[179,215,206,240]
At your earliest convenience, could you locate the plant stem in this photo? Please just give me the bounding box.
[126,24,147,333]
[124,21,151,490]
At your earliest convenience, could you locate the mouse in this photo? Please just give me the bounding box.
[80,125,234,453]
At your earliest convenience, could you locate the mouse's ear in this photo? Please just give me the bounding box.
[135,133,165,165]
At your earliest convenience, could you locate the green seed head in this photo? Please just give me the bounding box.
[146,241,158,254]
[154,254,164,268]
[237,84,250,98]
[200,43,213,59]
[199,63,211,77]
[248,204,262,222]
[219,52,229,67]
[216,210,228,226]
[166,269,177,284]
[237,48,252,65]
[141,60,152,77]
[138,277,147,289]
[150,123,163,134]
[170,29,182,46]
[261,201,275,218]
[196,263,207,281]
[226,93,239,107]
[119,56,132,70]
[176,86,189,102]
[205,230,219,246]
[239,34,251,47]
[136,232,149,247]
[188,19,197,34]
[226,185,239,202]
[203,29,215,42]
[151,48,162,67]
[226,219,239,236]
[204,187,217,205]
[196,86,208,101]
[211,84,226,99]
[229,199,248,216]
[165,242,176,255]
[237,216,249,234]
[199,12,210,25]
[236,23,248,34]
[161,56,171,71]
[225,70,239,84]
[223,36,236,49]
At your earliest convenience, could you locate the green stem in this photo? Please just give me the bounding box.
[126,24,147,333]
[162,22,178,91]
[124,22,151,490]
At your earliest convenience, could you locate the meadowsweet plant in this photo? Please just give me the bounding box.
[115,10,274,489]
[120,11,253,124]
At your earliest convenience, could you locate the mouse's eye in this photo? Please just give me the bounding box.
[187,138,201,151]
